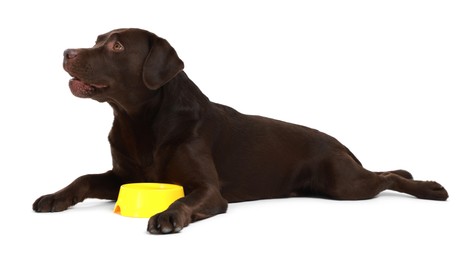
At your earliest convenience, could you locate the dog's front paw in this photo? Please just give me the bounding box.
[147,209,191,234]
[33,193,79,212]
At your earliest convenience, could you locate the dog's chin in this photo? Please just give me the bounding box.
[69,78,107,98]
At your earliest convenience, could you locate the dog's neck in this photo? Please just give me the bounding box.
[109,71,210,124]
[108,72,211,160]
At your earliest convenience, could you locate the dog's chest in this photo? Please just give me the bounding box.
[108,122,162,179]
[109,140,168,182]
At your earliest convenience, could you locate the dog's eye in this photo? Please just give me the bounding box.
[112,41,124,52]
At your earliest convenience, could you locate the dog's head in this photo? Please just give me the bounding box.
[63,28,184,105]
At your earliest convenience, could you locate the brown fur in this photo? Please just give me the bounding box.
[33,28,448,234]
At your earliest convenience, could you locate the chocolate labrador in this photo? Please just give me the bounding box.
[33,28,448,234]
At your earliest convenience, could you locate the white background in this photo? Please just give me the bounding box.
[1,0,475,259]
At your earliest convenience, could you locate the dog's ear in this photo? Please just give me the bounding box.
[142,36,184,90]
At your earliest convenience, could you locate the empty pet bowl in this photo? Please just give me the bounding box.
[114,183,184,218]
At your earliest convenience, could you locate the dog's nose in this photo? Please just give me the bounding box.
[64,49,78,59]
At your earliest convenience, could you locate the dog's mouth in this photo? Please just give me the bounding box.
[69,78,108,98]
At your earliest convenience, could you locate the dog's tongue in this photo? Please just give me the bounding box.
[69,78,96,98]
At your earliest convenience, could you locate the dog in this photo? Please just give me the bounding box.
[33,28,448,234]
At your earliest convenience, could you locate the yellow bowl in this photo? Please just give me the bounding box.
[113,183,184,218]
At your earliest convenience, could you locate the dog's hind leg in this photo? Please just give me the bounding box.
[375,169,413,179]
[313,154,448,201]
[377,171,448,200]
